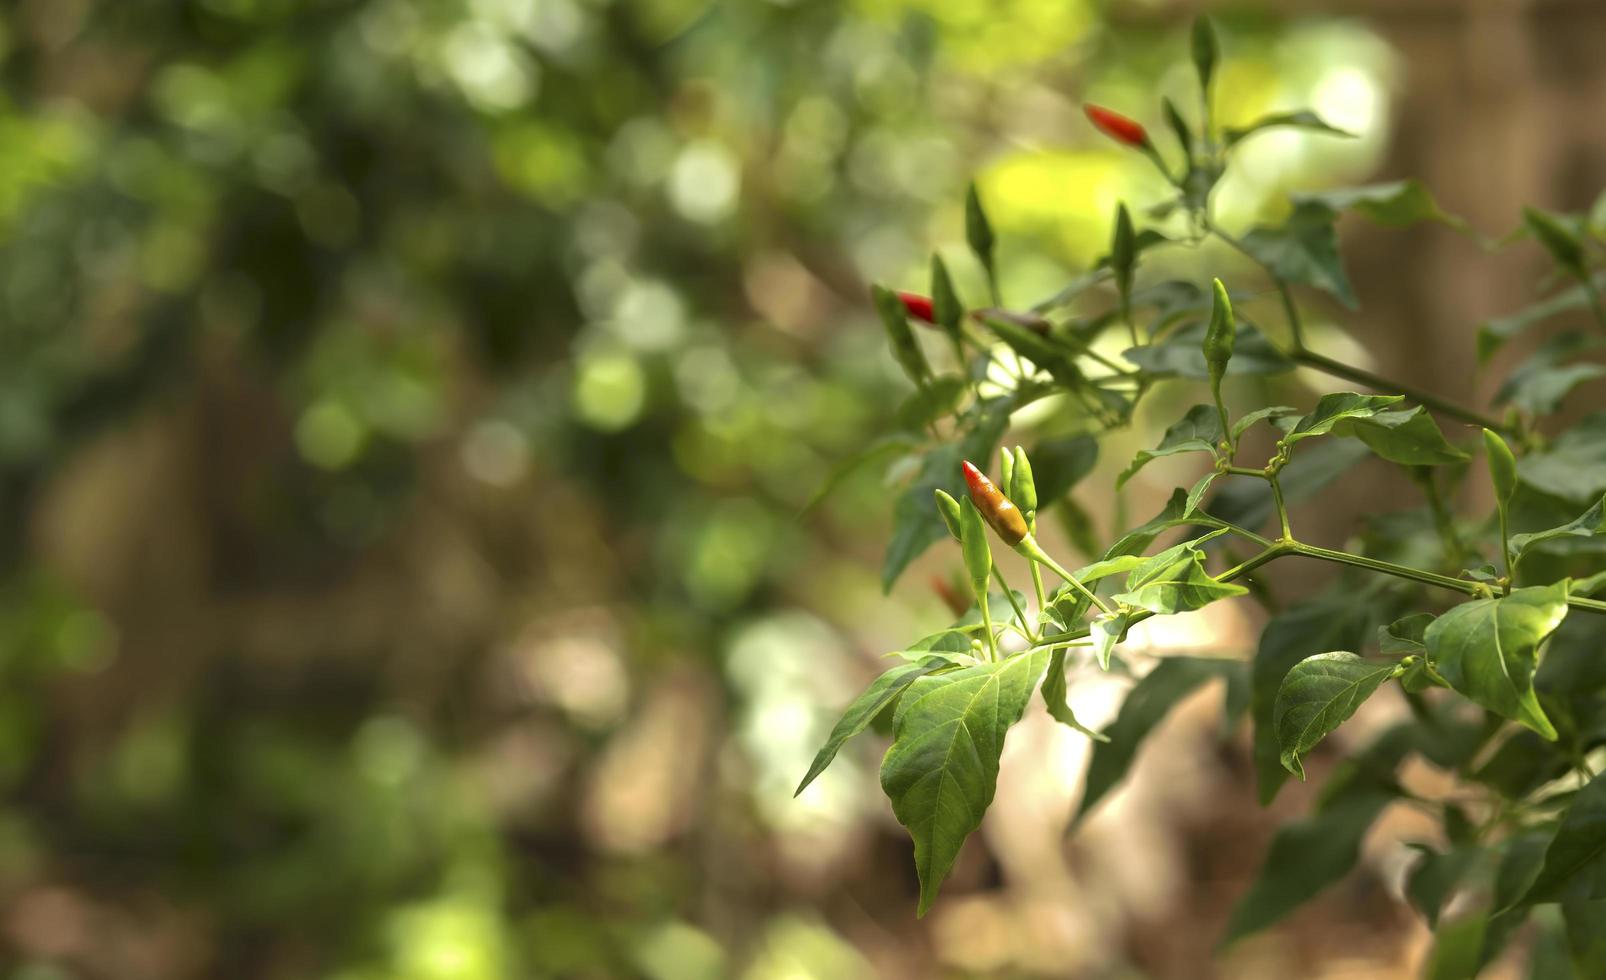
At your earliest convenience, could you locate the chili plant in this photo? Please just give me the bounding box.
[801,19,1606,976]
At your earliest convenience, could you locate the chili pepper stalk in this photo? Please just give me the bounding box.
[1085,103,1173,182]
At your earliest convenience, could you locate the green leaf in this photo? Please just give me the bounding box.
[965,183,995,280]
[1089,610,1131,670]
[1184,471,1217,517]
[1112,544,1246,615]
[796,656,957,795]
[1111,204,1135,303]
[930,254,964,334]
[1510,495,1606,569]
[1561,899,1606,977]
[1426,583,1570,740]
[1117,404,1221,487]
[1121,320,1294,378]
[1332,406,1469,465]
[1207,438,1371,534]
[1524,206,1587,278]
[1250,596,1374,804]
[1222,729,1408,945]
[1042,648,1108,742]
[1076,657,1242,822]
[977,311,1086,389]
[1027,435,1098,507]
[1517,771,1606,905]
[1161,97,1192,161]
[1519,413,1606,503]
[1240,202,1356,308]
[1406,843,1480,928]
[1104,488,1192,559]
[1493,331,1606,418]
[879,649,1049,916]
[801,433,921,514]
[873,284,932,387]
[1231,405,1298,440]
[1225,109,1355,147]
[1294,179,1465,230]
[1190,16,1218,93]
[1274,653,1397,778]
[1480,280,1601,362]
[1379,612,1434,657]
[1422,913,1489,980]
[1284,392,1404,445]
[882,403,1010,591]
[894,375,967,431]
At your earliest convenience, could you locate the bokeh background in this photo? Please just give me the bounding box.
[2,1,1605,978]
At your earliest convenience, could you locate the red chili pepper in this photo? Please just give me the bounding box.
[961,460,1029,546]
[897,291,935,324]
[930,573,969,617]
[1084,104,1148,148]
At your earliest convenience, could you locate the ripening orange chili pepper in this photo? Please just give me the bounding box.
[1084,104,1148,148]
[897,291,935,324]
[961,460,1029,546]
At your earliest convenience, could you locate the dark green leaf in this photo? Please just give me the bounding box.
[1225,110,1355,147]
[1121,320,1294,378]
[1111,204,1135,302]
[882,403,1010,591]
[1251,596,1374,803]
[1511,495,1606,569]
[873,284,932,387]
[1294,179,1465,230]
[801,433,921,514]
[1561,899,1606,977]
[1190,16,1218,93]
[796,656,957,795]
[1333,406,1469,465]
[965,183,995,280]
[1406,844,1480,928]
[1274,652,1397,778]
[1161,97,1192,161]
[1285,392,1404,445]
[895,376,967,431]
[1379,612,1433,657]
[1423,913,1488,980]
[1207,438,1371,534]
[1042,648,1108,742]
[930,254,964,334]
[1104,488,1192,559]
[1028,435,1098,507]
[1518,771,1606,905]
[1223,729,1407,944]
[1520,413,1606,503]
[1076,657,1241,822]
[1480,280,1601,362]
[1185,471,1217,517]
[1117,404,1221,487]
[1240,202,1356,308]
[1427,583,1570,740]
[1495,333,1606,417]
[1524,206,1587,278]
[880,649,1049,915]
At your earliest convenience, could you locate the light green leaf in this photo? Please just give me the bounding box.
[1184,471,1217,517]
[1273,652,1397,778]
[1117,404,1221,487]
[1225,109,1354,147]
[1484,427,1520,506]
[1510,495,1606,569]
[796,656,958,796]
[1284,392,1404,445]
[1379,612,1434,657]
[1112,542,1246,615]
[1076,657,1242,822]
[1332,406,1469,465]
[1042,648,1108,742]
[1422,913,1488,980]
[1427,583,1570,739]
[1089,611,1130,671]
[880,650,1050,916]
[1517,771,1606,905]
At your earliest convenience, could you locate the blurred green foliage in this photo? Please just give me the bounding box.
[0,0,1402,976]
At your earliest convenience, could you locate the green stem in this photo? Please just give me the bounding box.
[1288,542,1483,597]
[1030,561,1049,616]
[992,567,1036,643]
[1268,473,1292,541]
[977,591,999,661]
[1294,348,1509,434]
[1211,381,1234,456]
[1497,506,1512,596]
[1019,537,1114,616]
